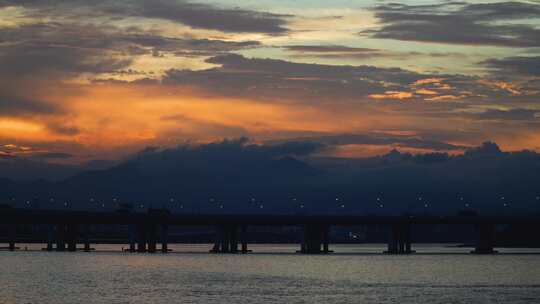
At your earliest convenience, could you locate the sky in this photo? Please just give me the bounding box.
[0,0,539,163]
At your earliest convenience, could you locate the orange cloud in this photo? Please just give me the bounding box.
[415,88,438,95]
[425,95,465,101]
[368,91,414,100]
[413,78,445,86]
[478,79,522,95]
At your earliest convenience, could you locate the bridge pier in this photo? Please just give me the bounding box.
[128,225,136,252]
[385,223,414,254]
[147,224,158,253]
[66,224,78,252]
[299,224,331,254]
[7,225,16,251]
[56,224,66,251]
[160,224,169,253]
[240,226,249,254]
[472,223,497,254]
[82,225,92,252]
[136,224,147,252]
[211,224,244,253]
[44,225,54,251]
[132,223,167,253]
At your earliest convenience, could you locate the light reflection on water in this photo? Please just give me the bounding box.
[2,244,540,304]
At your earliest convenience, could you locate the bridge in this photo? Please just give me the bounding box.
[1,208,539,254]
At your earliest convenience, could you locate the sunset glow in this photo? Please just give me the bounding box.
[0,0,539,162]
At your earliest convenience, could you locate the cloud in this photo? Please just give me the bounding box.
[45,123,81,136]
[0,0,290,34]
[468,108,539,121]
[283,45,463,60]
[0,93,58,116]
[283,45,385,59]
[135,0,290,34]
[481,56,540,77]
[0,23,133,77]
[284,45,380,53]
[368,91,414,100]
[364,1,540,47]
[163,54,424,102]
[29,152,74,159]
[273,133,468,152]
[0,22,261,77]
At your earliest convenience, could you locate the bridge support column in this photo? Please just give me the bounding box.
[82,226,92,252]
[240,226,249,254]
[211,225,239,253]
[56,224,66,251]
[136,224,147,253]
[66,224,78,252]
[7,225,16,251]
[472,223,497,254]
[300,224,331,254]
[160,224,169,253]
[385,223,413,254]
[128,225,136,252]
[147,224,158,253]
[44,225,54,251]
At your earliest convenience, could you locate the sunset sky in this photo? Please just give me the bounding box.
[1,0,539,163]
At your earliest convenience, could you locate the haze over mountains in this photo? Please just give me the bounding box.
[2,138,540,216]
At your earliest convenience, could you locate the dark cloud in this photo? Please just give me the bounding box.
[481,56,540,77]
[163,54,423,101]
[0,93,58,116]
[30,152,74,159]
[284,45,464,60]
[45,123,81,136]
[0,23,133,76]
[284,45,381,53]
[0,0,290,34]
[273,133,468,152]
[468,108,539,121]
[136,0,290,33]
[364,1,540,47]
[0,22,260,77]
[283,45,390,59]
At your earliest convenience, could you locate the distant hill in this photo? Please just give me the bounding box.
[2,140,540,216]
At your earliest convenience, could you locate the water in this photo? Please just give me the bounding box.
[2,244,540,304]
